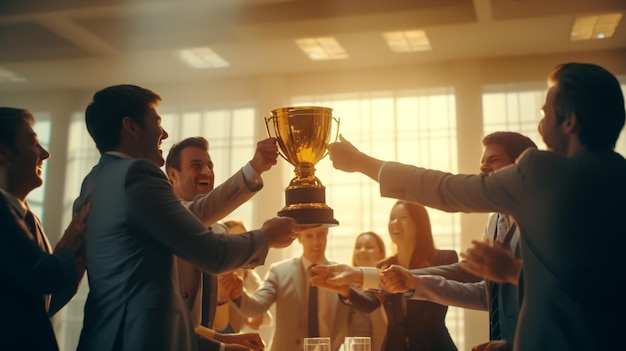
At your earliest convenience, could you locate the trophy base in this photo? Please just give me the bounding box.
[280,185,339,226]
[278,205,339,226]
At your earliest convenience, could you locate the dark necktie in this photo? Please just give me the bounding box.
[489,281,501,340]
[24,210,47,252]
[201,272,218,328]
[308,265,319,337]
[490,214,512,341]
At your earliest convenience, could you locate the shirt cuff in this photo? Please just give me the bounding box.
[377,162,389,182]
[361,267,381,290]
[242,162,263,191]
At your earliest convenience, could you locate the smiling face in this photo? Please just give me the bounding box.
[133,105,169,167]
[353,233,385,267]
[168,146,215,201]
[388,202,418,247]
[298,225,329,263]
[1,118,50,201]
[479,143,513,174]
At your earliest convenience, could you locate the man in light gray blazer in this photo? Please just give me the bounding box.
[327,63,626,351]
[166,135,278,350]
[234,225,350,351]
[74,84,297,351]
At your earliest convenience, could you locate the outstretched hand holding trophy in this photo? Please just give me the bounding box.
[328,135,385,182]
[265,106,340,226]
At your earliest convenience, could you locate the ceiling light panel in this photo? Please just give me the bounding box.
[384,30,432,53]
[296,37,348,61]
[0,67,26,83]
[570,13,622,41]
[175,47,229,69]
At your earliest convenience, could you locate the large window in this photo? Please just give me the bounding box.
[483,79,626,156]
[482,82,547,149]
[289,88,465,349]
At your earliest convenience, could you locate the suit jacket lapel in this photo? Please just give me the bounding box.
[33,218,51,253]
[294,258,306,308]
[320,258,337,331]
[502,222,516,247]
[508,224,521,259]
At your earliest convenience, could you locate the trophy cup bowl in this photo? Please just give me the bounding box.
[265,106,340,226]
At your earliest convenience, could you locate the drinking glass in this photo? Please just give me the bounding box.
[344,336,371,351]
[304,337,331,351]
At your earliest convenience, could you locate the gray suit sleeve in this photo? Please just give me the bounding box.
[408,275,488,310]
[184,166,260,227]
[410,262,482,283]
[125,160,268,273]
[237,265,279,317]
[378,161,526,214]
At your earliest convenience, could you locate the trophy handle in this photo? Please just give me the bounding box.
[264,115,291,163]
[321,116,341,159]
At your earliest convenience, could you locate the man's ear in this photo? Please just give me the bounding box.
[562,113,578,134]
[167,167,178,185]
[121,116,139,136]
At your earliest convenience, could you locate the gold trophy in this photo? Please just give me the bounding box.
[265,106,340,226]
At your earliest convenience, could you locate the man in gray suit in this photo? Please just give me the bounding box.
[234,225,350,351]
[379,131,537,351]
[326,63,626,351]
[74,84,297,351]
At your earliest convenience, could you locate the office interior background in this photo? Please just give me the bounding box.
[1,1,625,350]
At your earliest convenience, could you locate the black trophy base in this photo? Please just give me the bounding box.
[278,206,339,226]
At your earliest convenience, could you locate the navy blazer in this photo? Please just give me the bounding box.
[0,193,80,351]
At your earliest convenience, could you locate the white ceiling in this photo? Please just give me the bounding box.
[1,0,625,92]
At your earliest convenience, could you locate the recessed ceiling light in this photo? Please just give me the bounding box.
[384,30,432,53]
[0,67,26,83]
[570,13,622,41]
[296,37,348,61]
[174,47,229,69]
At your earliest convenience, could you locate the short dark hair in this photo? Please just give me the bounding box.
[0,107,34,150]
[548,63,625,151]
[482,131,538,161]
[85,84,161,153]
[165,136,209,173]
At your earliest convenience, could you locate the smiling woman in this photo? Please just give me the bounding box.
[336,200,459,351]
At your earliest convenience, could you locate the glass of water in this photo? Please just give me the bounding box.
[344,336,371,351]
[304,337,331,351]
